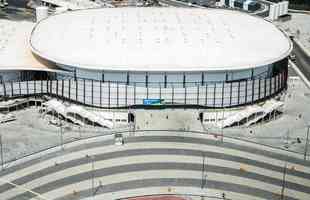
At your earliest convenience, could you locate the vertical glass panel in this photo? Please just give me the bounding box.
[272,58,287,76]
[166,73,183,87]
[0,71,21,82]
[148,73,165,87]
[129,72,146,87]
[229,69,251,81]
[104,72,127,83]
[185,73,201,87]
[204,72,226,83]
[253,65,270,79]
[76,68,102,80]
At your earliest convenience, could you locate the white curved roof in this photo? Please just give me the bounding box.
[0,19,57,71]
[30,8,292,72]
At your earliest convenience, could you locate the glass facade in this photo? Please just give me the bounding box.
[0,65,287,108]
[0,58,287,108]
[56,59,284,88]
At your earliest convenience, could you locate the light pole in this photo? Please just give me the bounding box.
[78,126,82,139]
[201,154,207,189]
[304,126,309,160]
[60,124,64,150]
[86,154,95,197]
[0,134,4,170]
[280,162,288,200]
[221,109,224,143]
[90,155,95,197]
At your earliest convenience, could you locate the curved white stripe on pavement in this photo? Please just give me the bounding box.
[1,154,309,200]
[0,141,309,185]
[135,132,304,159]
[80,187,267,200]
[25,170,307,200]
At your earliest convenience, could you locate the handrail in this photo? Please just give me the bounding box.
[117,193,230,200]
[2,129,307,170]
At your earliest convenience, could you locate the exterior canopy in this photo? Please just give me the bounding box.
[30,7,292,72]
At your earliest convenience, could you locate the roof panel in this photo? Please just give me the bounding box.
[30,8,292,72]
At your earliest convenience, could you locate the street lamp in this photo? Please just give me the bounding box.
[59,123,64,151]
[304,126,309,160]
[0,134,4,170]
[86,155,95,197]
[280,162,288,200]
[201,154,207,189]
[221,109,224,143]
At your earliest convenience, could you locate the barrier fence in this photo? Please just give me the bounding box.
[0,69,287,108]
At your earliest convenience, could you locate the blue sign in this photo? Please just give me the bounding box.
[143,99,162,105]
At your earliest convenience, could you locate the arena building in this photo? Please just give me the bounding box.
[1,7,292,108]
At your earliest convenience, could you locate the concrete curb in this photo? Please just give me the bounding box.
[289,9,310,14]
[289,60,310,89]
[294,38,310,58]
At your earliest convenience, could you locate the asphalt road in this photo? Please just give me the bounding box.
[292,40,310,81]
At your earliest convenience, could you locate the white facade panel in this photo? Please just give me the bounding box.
[229,0,235,8]
[278,2,282,16]
[270,4,274,20]
[219,0,225,6]
[76,68,101,80]
[275,4,280,20]
[273,4,277,20]
[279,2,285,16]
[243,0,250,10]
[284,1,289,15]
[269,4,276,21]
[282,2,286,16]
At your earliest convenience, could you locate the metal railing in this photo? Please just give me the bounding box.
[0,69,287,109]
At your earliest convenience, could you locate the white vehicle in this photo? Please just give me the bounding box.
[289,53,296,61]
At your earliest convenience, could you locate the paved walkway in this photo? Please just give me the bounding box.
[0,132,309,200]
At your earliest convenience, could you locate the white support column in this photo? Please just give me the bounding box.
[229,0,235,8]
[280,1,286,16]
[274,3,280,20]
[243,0,249,11]
[278,2,283,16]
[218,0,225,7]
[269,4,275,21]
[284,1,289,15]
